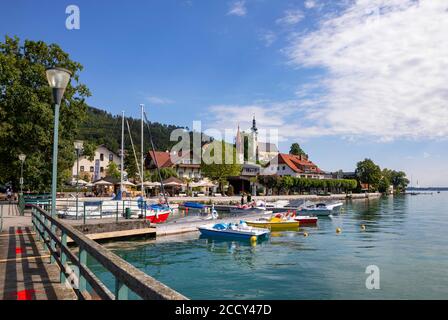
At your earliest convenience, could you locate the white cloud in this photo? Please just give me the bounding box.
[304,1,316,9]
[227,1,247,17]
[276,9,304,26]
[260,30,276,47]
[146,96,174,105]
[284,0,448,141]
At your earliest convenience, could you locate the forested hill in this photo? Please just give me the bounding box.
[78,106,183,153]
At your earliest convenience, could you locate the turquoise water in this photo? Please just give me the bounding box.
[89,193,448,299]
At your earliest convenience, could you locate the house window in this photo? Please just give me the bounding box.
[80,166,85,172]
[109,154,113,161]
[100,153,104,161]
[90,166,94,172]
[282,166,286,170]
[100,167,104,173]
[178,171,184,176]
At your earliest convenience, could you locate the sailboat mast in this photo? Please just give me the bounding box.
[140,104,145,197]
[120,111,124,194]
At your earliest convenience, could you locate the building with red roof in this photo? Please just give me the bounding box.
[261,153,326,179]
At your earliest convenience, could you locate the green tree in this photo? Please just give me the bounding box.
[156,167,178,180]
[289,143,306,156]
[355,158,382,191]
[201,141,242,191]
[389,170,409,193]
[82,141,96,161]
[106,161,120,179]
[0,36,90,191]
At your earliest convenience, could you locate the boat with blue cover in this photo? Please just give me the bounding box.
[198,221,270,240]
[182,202,206,209]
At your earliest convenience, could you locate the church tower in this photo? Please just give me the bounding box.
[235,123,244,164]
[248,115,258,163]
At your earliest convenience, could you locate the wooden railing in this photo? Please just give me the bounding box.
[31,204,187,300]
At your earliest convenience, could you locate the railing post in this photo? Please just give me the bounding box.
[0,204,3,232]
[115,278,129,300]
[116,202,119,222]
[60,232,67,283]
[50,221,56,263]
[78,247,87,293]
[42,215,48,252]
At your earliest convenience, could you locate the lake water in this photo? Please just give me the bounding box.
[89,192,448,299]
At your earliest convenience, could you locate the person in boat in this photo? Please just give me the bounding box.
[241,194,245,205]
[247,194,252,204]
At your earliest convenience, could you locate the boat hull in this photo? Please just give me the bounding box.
[198,227,269,240]
[145,210,170,223]
[245,221,299,230]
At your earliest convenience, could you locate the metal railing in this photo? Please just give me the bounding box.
[31,204,187,300]
[53,199,163,224]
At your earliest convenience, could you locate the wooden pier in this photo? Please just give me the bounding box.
[0,203,186,300]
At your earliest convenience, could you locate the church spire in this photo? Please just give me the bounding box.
[251,114,258,133]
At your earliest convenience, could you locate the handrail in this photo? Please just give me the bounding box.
[31,204,187,300]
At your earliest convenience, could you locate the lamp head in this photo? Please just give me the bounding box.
[18,153,26,162]
[74,140,84,151]
[46,67,72,104]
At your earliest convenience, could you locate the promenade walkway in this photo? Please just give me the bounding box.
[0,203,76,300]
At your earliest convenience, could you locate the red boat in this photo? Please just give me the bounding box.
[274,211,318,225]
[145,209,171,223]
[293,215,318,225]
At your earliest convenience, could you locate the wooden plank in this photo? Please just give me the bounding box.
[0,227,77,300]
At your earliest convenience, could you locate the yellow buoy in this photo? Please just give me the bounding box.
[303,232,309,237]
[361,224,366,231]
[250,236,257,242]
[336,227,342,233]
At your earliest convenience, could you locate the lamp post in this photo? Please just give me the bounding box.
[74,140,83,219]
[18,153,26,194]
[46,67,72,219]
[46,67,71,264]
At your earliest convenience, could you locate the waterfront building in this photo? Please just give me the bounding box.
[71,144,121,182]
[146,150,202,180]
[261,153,326,179]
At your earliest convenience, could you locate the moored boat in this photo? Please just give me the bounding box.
[182,202,206,209]
[245,216,299,230]
[297,202,343,216]
[198,221,270,240]
[230,204,272,215]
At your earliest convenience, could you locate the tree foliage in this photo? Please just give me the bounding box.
[289,143,306,156]
[201,141,242,190]
[355,158,382,191]
[257,176,358,195]
[0,36,90,191]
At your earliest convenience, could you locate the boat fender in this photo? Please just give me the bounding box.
[250,236,257,242]
[361,224,366,231]
[303,232,309,237]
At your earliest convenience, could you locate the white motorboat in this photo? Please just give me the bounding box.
[198,221,270,240]
[297,201,343,216]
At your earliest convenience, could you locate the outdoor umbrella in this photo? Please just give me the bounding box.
[94,179,113,186]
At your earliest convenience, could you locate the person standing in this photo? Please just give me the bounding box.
[240,194,244,205]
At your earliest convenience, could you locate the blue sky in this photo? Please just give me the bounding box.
[1,0,447,186]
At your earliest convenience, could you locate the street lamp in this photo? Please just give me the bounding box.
[74,140,83,219]
[46,67,72,218]
[18,153,26,194]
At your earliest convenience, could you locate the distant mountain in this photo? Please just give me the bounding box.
[78,106,184,154]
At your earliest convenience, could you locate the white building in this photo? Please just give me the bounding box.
[72,144,121,182]
[261,153,326,179]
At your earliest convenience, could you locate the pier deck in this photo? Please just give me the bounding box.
[0,214,76,300]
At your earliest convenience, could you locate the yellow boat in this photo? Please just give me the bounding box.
[245,217,299,230]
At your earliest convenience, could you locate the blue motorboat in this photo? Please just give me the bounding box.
[198,222,270,240]
[183,202,206,209]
